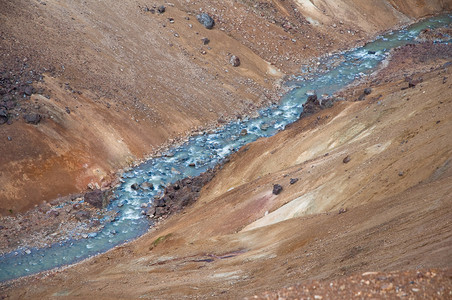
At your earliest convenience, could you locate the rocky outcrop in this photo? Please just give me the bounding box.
[144,168,217,220]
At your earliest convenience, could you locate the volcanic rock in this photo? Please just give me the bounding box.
[84,189,108,208]
[272,184,283,195]
[157,5,165,14]
[197,13,215,29]
[24,113,41,125]
[230,55,241,67]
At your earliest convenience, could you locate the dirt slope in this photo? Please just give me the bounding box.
[2,41,451,299]
[1,0,451,213]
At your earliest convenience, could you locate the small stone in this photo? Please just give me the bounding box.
[131,183,139,190]
[201,37,210,45]
[239,129,248,136]
[364,88,372,95]
[74,210,90,221]
[157,5,165,14]
[47,210,60,217]
[230,55,240,67]
[343,155,351,164]
[24,86,33,96]
[368,50,376,55]
[24,249,31,255]
[7,136,12,141]
[338,208,347,214]
[398,171,404,176]
[272,184,283,195]
[289,178,298,185]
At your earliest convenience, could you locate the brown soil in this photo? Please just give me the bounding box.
[1,31,451,299]
[1,0,451,213]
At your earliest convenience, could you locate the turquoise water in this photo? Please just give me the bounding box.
[0,14,450,282]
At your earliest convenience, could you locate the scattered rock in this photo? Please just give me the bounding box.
[24,113,41,125]
[46,210,60,217]
[74,210,91,221]
[289,178,299,185]
[157,5,165,14]
[343,155,351,164]
[84,189,108,209]
[140,182,154,190]
[196,13,215,29]
[230,55,241,67]
[24,86,33,96]
[201,37,210,45]
[272,184,283,195]
[338,208,347,214]
[0,109,8,125]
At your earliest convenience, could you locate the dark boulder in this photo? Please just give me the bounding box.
[24,113,41,125]
[343,155,351,164]
[84,189,108,208]
[230,55,241,67]
[197,13,215,29]
[0,108,8,125]
[272,184,283,195]
[289,178,299,185]
[157,5,165,14]
[24,86,33,96]
[364,88,372,95]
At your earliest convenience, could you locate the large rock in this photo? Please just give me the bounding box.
[84,189,109,208]
[24,113,41,125]
[273,184,283,195]
[230,55,241,67]
[196,13,215,29]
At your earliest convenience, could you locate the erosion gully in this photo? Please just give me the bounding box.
[1,14,450,282]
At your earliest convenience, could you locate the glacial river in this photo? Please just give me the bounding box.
[0,14,450,282]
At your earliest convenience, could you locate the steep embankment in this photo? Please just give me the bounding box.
[1,0,450,213]
[2,39,451,298]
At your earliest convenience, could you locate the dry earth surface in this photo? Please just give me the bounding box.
[1,0,451,213]
[1,28,452,299]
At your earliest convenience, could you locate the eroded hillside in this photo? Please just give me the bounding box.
[1,0,451,213]
[2,34,451,298]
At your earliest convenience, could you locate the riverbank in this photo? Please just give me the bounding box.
[1,0,451,214]
[1,34,451,297]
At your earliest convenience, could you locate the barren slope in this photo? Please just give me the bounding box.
[2,41,451,299]
[1,0,451,213]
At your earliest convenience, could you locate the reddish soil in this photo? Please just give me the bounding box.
[1,0,451,213]
[1,31,451,299]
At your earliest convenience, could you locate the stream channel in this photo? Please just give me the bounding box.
[0,14,451,282]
